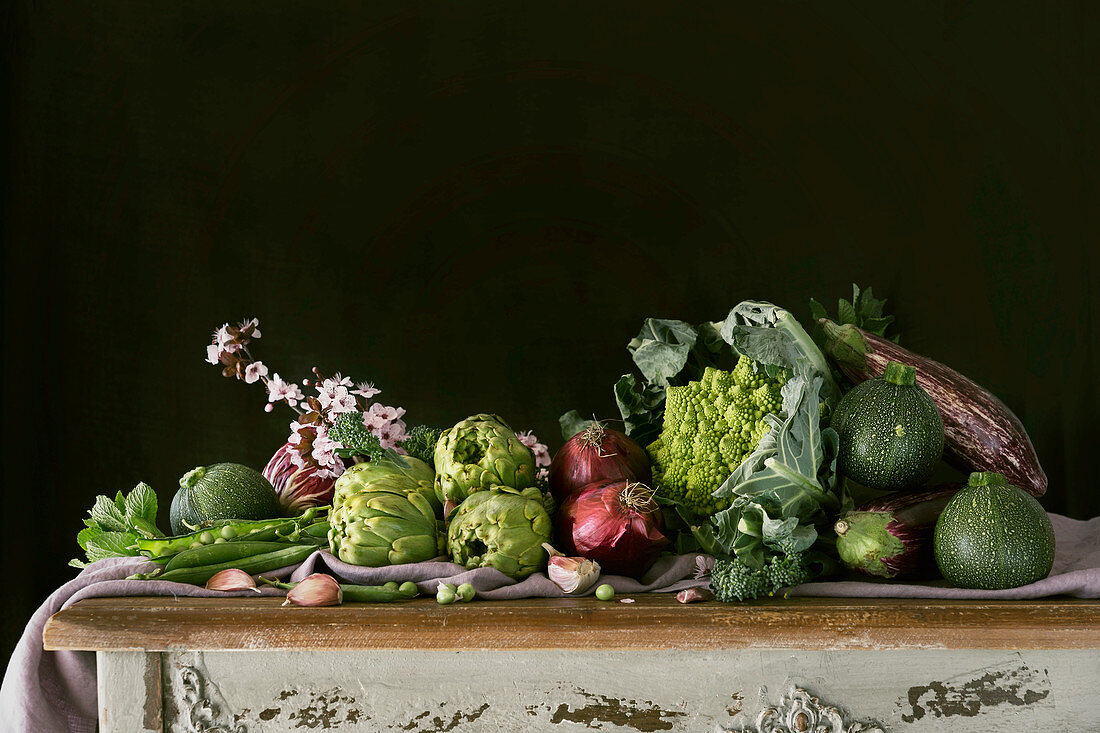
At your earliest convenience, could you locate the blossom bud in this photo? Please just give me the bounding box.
[542,544,601,595]
[283,573,343,607]
[205,568,261,593]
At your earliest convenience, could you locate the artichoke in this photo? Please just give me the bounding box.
[333,457,440,516]
[328,458,444,566]
[447,485,552,578]
[434,414,536,506]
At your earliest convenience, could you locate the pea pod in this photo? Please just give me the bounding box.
[133,543,319,585]
[136,511,326,559]
[164,541,297,572]
[301,521,331,540]
[260,576,420,603]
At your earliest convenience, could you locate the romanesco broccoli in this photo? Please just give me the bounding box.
[648,357,785,516]
[710,551,812,602]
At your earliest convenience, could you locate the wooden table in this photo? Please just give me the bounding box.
[44,595,1100,732]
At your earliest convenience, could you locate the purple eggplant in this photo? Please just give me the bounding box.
[820,320,1047,497]
[834,483,961,579]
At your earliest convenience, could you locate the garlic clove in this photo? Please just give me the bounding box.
[205,568,261,593]
[676,587,715,604]
[543,543,601,594]
[283,573,343,607]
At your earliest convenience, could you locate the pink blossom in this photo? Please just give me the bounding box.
[324,374,353,389]
[238,317,261,338]
[517,430,551,468]
[267,373,305,407]
[244,361,269,384]
[327,390,358,416]
[376,419,409,450]
[288,443,309,470]
[215,324,241,354]
[287,420,314,445]
[317,384,357,416]
[537,467,550,484]
[205,344,221,365]
[366,403,406,425]
[310,435,344,474]
[352,381,381,399]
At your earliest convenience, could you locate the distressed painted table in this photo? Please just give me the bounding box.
[43,595,1100,732]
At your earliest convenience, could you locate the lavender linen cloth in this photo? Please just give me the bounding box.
[3,514,1097,732]
[0,552,707,733]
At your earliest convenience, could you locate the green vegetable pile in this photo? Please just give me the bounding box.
[570,299,849,600]
[67,281,1056,606]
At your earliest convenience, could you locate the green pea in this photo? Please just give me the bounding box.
[383,581,399,591]
[198,531,215,544]
[220,526,238,540]
[189,541,204,550]
[398,581,418,596]
[595,584,615,601]
[456,583,475,602]
[213,537,226,544]
[436,588,456,605]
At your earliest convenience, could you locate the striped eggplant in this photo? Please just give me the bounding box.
[819,320,1047,496]
[835,483,961,579]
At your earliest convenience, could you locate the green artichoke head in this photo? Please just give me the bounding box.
[434,414,536,505]
[333,457,440,517]
[446,485,552,579]
[329,459,444,567]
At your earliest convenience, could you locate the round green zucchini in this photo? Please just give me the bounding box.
[170,463,280,534]
[831,361,944,491]
[933,471,1055,589]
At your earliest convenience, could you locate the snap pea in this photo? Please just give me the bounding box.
[134,543,319,585]
[164,541,298,572]
[260,576,420,603]
[341,581,419,603]
[136,510,328,559]
[301,520,331,539]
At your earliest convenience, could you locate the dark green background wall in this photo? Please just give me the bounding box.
[3,2,1097,669]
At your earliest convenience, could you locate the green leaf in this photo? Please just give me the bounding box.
[558,410,594,440]
[808,298,828,325]
[77,526,103,551]
[808,284,898,343]
[90,495,128,533]
[858,286,884,318]
[627,319,699,387]
[68,559,88,569]
[837,298,858,326]
[84,531,140,562]
[124,482,158,525]
[114,490,127,513]
[860,315,895,336]
[613,374,665,446]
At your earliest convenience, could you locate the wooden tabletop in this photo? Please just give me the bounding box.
[43,595,1100,652]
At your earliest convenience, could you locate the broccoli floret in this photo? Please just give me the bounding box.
[710,551,812,602]
[403,425,443,465]
[648,357,785,516]
[328,412,388,462]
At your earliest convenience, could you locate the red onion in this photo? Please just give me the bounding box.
[557,480,668,577]
[548,423,651,502]
[262,442,337,515]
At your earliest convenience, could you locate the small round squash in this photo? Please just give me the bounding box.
[831,361,944,491]
[934,471,1055,590]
